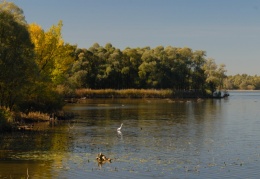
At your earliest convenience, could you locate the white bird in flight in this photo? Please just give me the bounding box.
[117,123,123,131]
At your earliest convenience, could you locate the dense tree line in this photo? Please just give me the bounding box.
[0,1,228,117]
[225,74,260,90]
[65,44,226,93]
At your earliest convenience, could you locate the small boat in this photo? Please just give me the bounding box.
[212,90,229,99]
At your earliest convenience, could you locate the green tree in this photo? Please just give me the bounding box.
[122,47,142,88]
[175,47,193,90]
[103,44,123,88]
[216,64,227,89]
[0,0,26,25]
[190,50,206,90]
[0,9,37,110]
[68,48,90,88]
[203,58,219,93]
[138,47,158,88]
[88,43,109,88]
[203,58,227,93]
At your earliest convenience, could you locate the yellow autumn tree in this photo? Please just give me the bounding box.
[20,20,77,113]
[28,21,75,85]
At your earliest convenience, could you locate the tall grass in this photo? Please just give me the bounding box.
[74,89,174,98]
[19,112,50,122]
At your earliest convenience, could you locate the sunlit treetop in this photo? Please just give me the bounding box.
[0,0,26,25]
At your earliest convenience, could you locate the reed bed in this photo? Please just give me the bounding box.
[20,112,50,122]
[75,89,174,98]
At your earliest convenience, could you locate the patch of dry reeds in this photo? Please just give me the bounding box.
[20,112,50,122]
[75,89,174,98]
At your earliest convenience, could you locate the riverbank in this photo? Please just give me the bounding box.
[1,89,210,131]
[0,110,75,132]
[66,89,209,101]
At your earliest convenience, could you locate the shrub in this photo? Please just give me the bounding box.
[0,109,12,132]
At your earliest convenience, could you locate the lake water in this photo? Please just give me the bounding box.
[0,91,260,178]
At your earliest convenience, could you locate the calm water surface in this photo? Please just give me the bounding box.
[0,91,260,178]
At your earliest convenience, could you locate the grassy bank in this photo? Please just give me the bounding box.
[0,110,75,132]
[74,89,174,98]
[1,88,208,131]
[71,88,208,99]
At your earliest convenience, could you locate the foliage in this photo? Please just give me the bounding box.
[28,22,76,85]
[0,8,37,110]
[18,82,64,114]
[203,58,227,93]
[67,44,226,93]
[0,0,26,25]
[27,21,76,113]
[0,109,12,131]
[0,1,65,115]
[225,74,260,90]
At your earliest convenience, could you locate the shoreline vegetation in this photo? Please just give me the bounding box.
[0,110,76,132]
[69,88,210,100]
[0,88,210,132]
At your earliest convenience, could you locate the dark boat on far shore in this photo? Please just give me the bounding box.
[212,90,229,99]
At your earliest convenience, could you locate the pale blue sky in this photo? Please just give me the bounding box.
[11,0,260,75]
